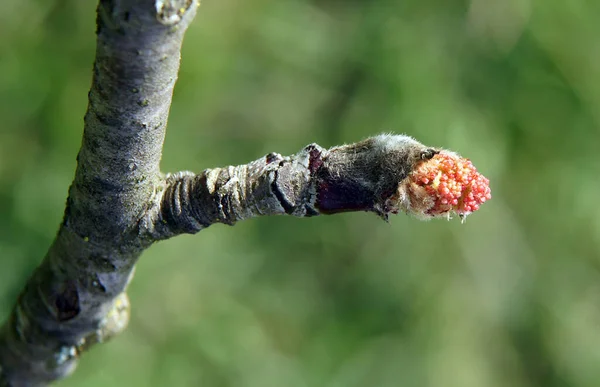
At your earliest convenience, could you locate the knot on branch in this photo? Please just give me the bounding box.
[156,0,195,25]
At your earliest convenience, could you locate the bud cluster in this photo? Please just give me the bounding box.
[395,151,491,220]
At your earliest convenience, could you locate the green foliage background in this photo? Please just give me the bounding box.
[2,0,600,386]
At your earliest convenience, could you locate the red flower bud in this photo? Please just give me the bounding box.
[393,151,491,221]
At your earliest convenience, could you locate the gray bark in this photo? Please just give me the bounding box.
[0,0,198,385]
[0,1,437,386]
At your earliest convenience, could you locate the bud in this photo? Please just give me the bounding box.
[392,151,491,221]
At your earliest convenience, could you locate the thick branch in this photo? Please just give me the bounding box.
[147,135,438,239]
[0,1,198,386]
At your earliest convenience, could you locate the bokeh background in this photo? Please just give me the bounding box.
[2,0,600,386]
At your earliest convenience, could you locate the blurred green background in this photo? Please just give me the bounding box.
[2,0,600,386]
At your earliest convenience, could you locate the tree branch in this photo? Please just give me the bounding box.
[0,0,491,385]
[147,135,436,239]
[0,1,198,385]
